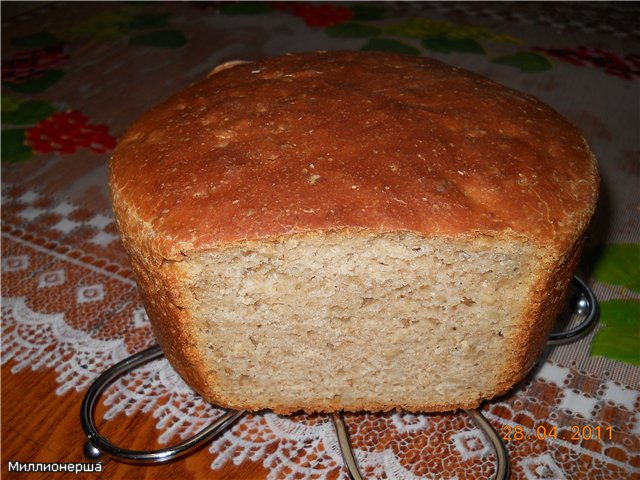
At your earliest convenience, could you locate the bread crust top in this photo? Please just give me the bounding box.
[110,51,598,259]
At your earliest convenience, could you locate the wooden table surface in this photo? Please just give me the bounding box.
[2,2,639,479]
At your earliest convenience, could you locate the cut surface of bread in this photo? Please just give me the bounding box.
[109,51,599,414]
[179,231,552,413]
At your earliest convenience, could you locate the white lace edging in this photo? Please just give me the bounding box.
[1,296,130,395]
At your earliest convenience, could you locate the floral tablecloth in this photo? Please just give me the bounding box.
[2,2,639,479]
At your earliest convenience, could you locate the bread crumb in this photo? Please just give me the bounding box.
[183,232,536,412]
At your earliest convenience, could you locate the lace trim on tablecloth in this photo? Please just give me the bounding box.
[1,296,130,395]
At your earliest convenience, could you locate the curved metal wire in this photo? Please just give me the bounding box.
[331,410,509,480]
[331,413,365,480]
[547,275,599,344]
[465,409,511,480]
[80,345,245,463]
[81,274,598,478]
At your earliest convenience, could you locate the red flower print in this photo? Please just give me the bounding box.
[1,46,68,83]
[272,2,352,27]
[534,46,640,80]
[25,110,117,155]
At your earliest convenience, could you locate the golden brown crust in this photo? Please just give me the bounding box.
[110,51,598,260]
[494,235,586,397]
[109,51,599,414]
[110,186,215,397]
[199,397,483,416]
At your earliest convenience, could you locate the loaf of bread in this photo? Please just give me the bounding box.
[110,51,598,414]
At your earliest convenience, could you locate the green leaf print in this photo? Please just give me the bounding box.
[591,300,640,366]
[2,99,56,125]
[384,17,519,44]
[349,4,390,21]
[421,36,485,54]
[592,243,640,292]
[360,38,420,56]
[67,6,143,40]
[492,51,552,72]
[1,96,22,113]
[1,129,32,163]
[129,13,170,30]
